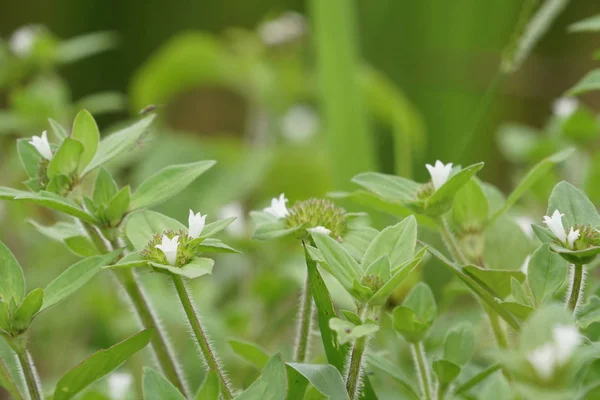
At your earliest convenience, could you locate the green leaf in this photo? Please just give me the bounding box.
[547,181,600,227]
[201,217,236,238]
[17,139,42,178]
[130,160,215,210]
[528,245,568,306]
[92,168,118,206]
[83,115,156,175]
[568,14,600,32]
[57,31,118,64]
[453,363,501,395]
[426,162,484,214]
[42,252,120,312]
[235,354,287,400]
[511,277,533,306]
[367,354,419,399]
[252,221,300,240]
[0,358,23,400]
[228,339,270,370]
[488,149,573,225]
[149,257,214,280]
[0,241,25,305]
[519,304,572,351]
[329,318,379,345]
[451,179,488,229]
[578,295,600,329]
[433,359,461,385]
[195,238,241,254]
[480,372,511,400]
[393,282,437,342]
[64,236,101,258]
[443,323,475,366]
[311,232,362,291]
[142,367,185,400]
[125,210,185,250]
[46,174,72,195]
[103,186,131,225]
[463,266,525,299]
[47,138,84,178]
[484,215,536,270]
[567,69,600,96]
[11,288,44,331]
[361,216,417,269]
[49,118,68,140]
[0,187,30,200]
[15,191,97,224]
[54,329,153,400]
[352,172,421,202]
[286,363,350,400]
[71,110,99,173]
[369,248,426,306]
[193,371,219,400]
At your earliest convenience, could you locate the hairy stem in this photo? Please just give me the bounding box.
[294,267,314,362]
[567,264,586,314]
[82,222,188,396]
[16,349,42,400]
[439,217,468,265]
[171,275,234,399]
[411,342,433,400]
[345,335,367,400]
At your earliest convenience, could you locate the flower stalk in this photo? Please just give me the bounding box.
[345,335,368,400]
[16,349,42,400]
[171,275,234,400]
[566,263,586,314]
[293,272,314,362]
[411,342,433,400]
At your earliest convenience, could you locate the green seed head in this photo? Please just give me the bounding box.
[38,158,50,189]
[572,224,600,250]
[285,198,347,239]
[361,274,385,293]
[141,229,197,267]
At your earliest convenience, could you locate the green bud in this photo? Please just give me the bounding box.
[285,198,347,239]
[361,274,385,293]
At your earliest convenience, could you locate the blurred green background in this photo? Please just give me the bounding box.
[0,0,599,399]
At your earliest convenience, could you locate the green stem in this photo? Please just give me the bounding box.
[83,223,188,396]
[345,335,367,400]
[439,217,468,265]
[567,264,586,314]
[171,275,234,400]
[411,342,433,400]
[16,349,42,400]
[487,306,509,349]
[293,272,314,362]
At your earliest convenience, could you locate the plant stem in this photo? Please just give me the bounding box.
[567,264,586,314]
[411,342,433,400]
[439,217,468,265]
[82,222,188,396]
[345,335,367,400]
[171,275,234,400]
[16,349,42,400]
[294,267,314,362]
[487,307,509,349]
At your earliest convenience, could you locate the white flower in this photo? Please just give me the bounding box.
[29,131,53,160]
[425,160,453,191]
[307,226,331,235]
[516,216,535,238]
[527,324,582,380]
[543,210,568,245]
[567,227,580,249]
[217,202,245,237]
[155,235,179,266]
[552,324,582,364]
[528,343,556,380]
[258,11,306,46]
[264,193,289,219]
[188,210,207,239]
[281,105,320,143]
[553,97,578,118]
[108,372,132,400]
[9,25,41,57]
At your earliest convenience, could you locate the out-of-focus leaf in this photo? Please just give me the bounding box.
[193,371,219,400]
[142,367,185,400]
[57,31,118,64]
[71,110,99,173]
[228,339,270,370]
[0,241,25,305]
[14,191,97,224]
[287,363,350,400]
[567,69,600,96]
[235,354,287,400]
[568,14,600,32]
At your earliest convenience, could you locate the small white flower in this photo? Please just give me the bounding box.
[528,343,556,380]
[552,324,582,364]
[155,235,179,266]
[217,202,245,237]
[281,105,320,143]
[29,130,53,160]
[264,193,289,219]
[543,210,568,245]
[188,210,207,239]
[425,160,453,191]
[567,227,580,249]
[307,226,331,235]
[9,25,41,57]
[108,372,132,400]
[516,216,535,238]
[553,97,578,119]
[258,11,306,46]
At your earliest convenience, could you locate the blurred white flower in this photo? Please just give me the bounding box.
[307,226,331,235]
[218,202,246,237]
[9,25,41,57]
[155,235,179,265]
[553,97,578,119]
[258,11,306,46]
[516,216,534,238]
[567,227,580,249]
[264,194,289,219]
[29,131,53,160]
[425,160,453,191]
[188,210,207,239]
[108,372,132,400]
[281,105,320,143]
[527,324,582,380]
[543,210,579,249]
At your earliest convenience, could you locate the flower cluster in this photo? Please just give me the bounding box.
[543,210,580,249]
[284,198,347,240]
[528,324,582,380]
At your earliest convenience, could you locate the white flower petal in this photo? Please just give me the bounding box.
[307,226,331,235]
[528,343,556,381]
[553,97,578,118]
[264,193,289,219]
[552,324,582,365]
[543,210,567,245]
[188,210,207,239]
[155,235,179,265]
[29,130,53,160]
[425,160,453,191]
[567,228,580,249]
